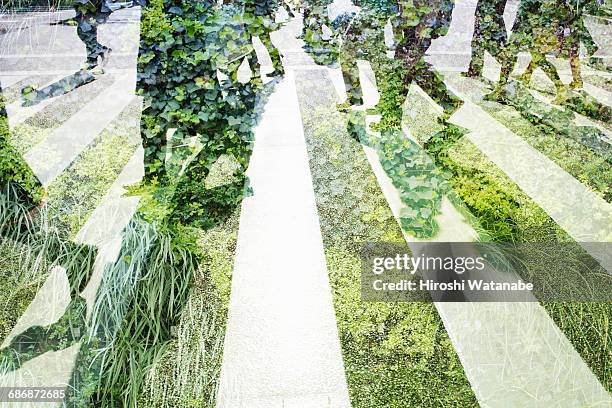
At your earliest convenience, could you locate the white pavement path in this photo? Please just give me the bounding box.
[216,70,351,408]
[333,58,612,406]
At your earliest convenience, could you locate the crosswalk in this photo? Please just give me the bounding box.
[0,5,610,408]
[346,59,612,406]
[0,9,142,405]
[24,74,135,186]
[445,76,612,244]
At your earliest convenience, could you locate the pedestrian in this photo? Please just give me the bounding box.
[73,0,114,71]
[464,0,509,78]
[491,0,570,102]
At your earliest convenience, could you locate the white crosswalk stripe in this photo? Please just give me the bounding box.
[23,74,135,186]
[445,77,612,247]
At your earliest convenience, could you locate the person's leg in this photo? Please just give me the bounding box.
[76,15,101,68]
[260,31,284,76]
[480,0,509,73]
[365,20,392,114]
[414,58,463,118]
[491,2,528,95]
[337,12,386,111]
[531,52,563,87]
[140,105,169,182]
[517,55,536,84]
[246,41,261,81]
[465,0,486,77]
[569,37,583,89]
[377,28,421,130]
[497,36,521,86]
[76,11,111,69]
[530,51,568,101]
[567,19,587,89]
[338,29,363,109]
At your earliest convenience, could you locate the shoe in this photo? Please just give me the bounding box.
[84,59,104,75]
[336,101,353,111]
[99,47,112,68]
[516,72,532,85]
[551,84,571,105]
[269,66,285,77]
[461,70,480,78]
[89,66,105,75]
[569,80,583,90]
[83,59,97,70]
[483,87,506,102]
[21,86,38,106]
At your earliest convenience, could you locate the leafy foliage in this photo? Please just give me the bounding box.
[0,90,44,207]
[136,0,263,228]
[68,1,280,405]
[301,0,340,65]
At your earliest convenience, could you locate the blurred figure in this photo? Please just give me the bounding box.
[464,0,509,78]
[491,0,581,101]
[391,0,463,121]
[336,0,397,110]
[322,0,463,128]
[242,0,288,78]
[301,0,337,65]
[73,0,114,71]
[517,0,602,90]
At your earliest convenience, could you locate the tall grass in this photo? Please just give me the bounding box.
[0,185,204,406]
[64,215,200,407]
[0,184,97,300]
[0,184,96,375]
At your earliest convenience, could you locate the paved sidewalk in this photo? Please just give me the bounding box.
[445,76,612,258]
[216,70,351,408]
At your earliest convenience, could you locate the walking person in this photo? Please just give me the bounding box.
[242,0,288,78]
[336,0,397,111]
[464,0,509,78]
[390,0,463,122]
[73,0,115,71]
[490,0,571,102]
[516,0,602,90]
